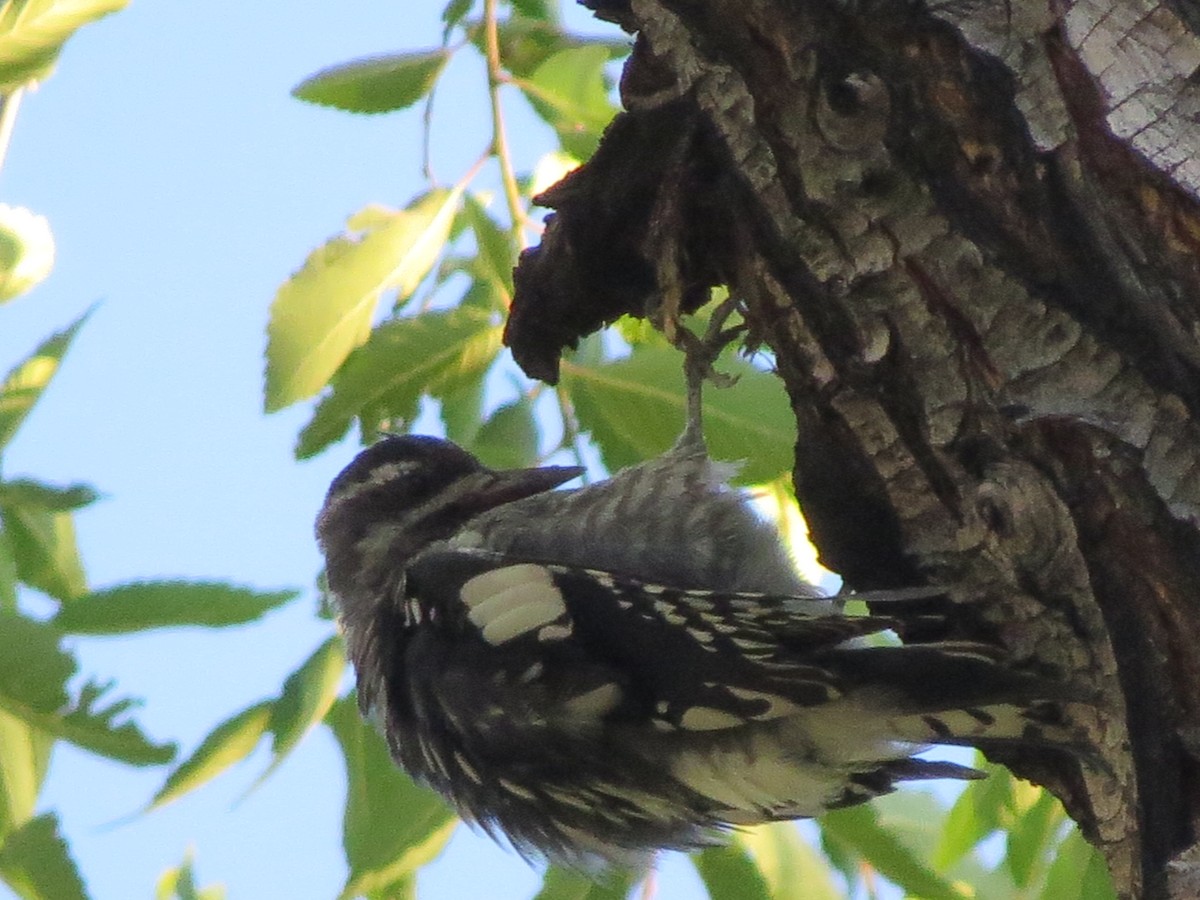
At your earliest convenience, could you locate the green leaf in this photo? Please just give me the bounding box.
[820,805,966,900]
[2,504,85,601]
[516,45,616,158]
[0,0,127,90]
[291,50,449,115]
[0,708,52,840]
[533,866,634,900]
[147,702,271,811]
[0,526,16,610]
[1040,828,1116,900]
[296,306,503,458]
[935,760,1010,868]
[469,18,627,80]
[53,581,297,634]
[156,850,226,900]
[463,194,514,299]
[1077,838,1117,900]
[0,611,70,716]
[441,0,473,38]
[562,348,793,483]
[470,400,539,469]
[56,679,175,765]
[0,813,87,900]
[0,612,173,765]
[694,843,772,900]
[265,190,462,412]
[0,479,98,512]
[258,637,344,784]
[438,377,485,447]
[1005,787,1063,888]
[511,0,558,23]
[0,309,90,451]
[0,205,54,303]
[327,697,456,900]
[738,823,842,900]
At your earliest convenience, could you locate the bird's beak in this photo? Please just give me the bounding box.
[489,465,583,501]
[479,463,584,506]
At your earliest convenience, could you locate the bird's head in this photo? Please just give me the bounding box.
[316,435,583,599]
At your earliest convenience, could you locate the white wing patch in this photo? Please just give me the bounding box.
[461,564,571,646]
[680,706,745,731]
[562,683,623,719]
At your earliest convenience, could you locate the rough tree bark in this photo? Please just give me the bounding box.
[505,1,1200,897]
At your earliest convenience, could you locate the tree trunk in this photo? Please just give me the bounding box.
[506,1,1200,896]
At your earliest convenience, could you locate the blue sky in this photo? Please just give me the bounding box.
[0,2,726,897]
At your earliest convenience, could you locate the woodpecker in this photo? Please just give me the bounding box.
[316,427,1072,865]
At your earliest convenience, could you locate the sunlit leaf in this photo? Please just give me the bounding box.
[0,813,86,900]
[750,475,829,586]
[563,348,793,483]
[257,637,344,784]
[516,45,616,158]
[821,805,966,900]
[469,17,627,80]
[54,582,297,634]
[693,843,772,900]
[935,761,1010,868]
[327,698,456,900]
[529,149,580,197]
[0,309,90,450]
[1040,828,1116,900]
[738,823,842,900]
[0,205,54,303]
[292,50,449,115]
[533,865,634,900]
[265,190,462,412]
[296,306,503,458]
[0,708,52,840]
[0,0,127,90]
[148,703,272,810]
[155,850,227,900]
[1005,788,1063,888]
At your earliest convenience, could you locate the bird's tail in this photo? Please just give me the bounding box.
[811,641,1086,751]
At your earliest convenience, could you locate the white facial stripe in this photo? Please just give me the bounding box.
[334,460,419,502]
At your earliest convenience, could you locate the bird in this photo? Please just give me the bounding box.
[315,419,1075,867]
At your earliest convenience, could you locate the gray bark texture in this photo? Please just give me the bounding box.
[505,1,1200,897]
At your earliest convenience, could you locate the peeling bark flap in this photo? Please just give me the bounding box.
[506,97,726,383]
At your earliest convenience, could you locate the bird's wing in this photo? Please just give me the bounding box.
[404,547,907,731]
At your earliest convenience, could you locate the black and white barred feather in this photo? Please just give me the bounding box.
[316,433,1073,865]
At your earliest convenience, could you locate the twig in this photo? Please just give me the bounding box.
[482,0,527,249]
